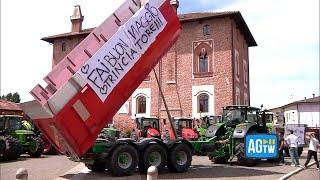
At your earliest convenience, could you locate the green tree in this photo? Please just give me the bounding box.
[11,92,21,103]
[0,92,21,103]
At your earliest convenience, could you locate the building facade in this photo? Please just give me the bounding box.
[271,95,320,128]
[42,6,256,131]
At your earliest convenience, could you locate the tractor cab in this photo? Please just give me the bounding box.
[135,117,161,139]
[173,117,198,140]
[221,106,268,138]
[201,115,222,127]
[222,106,264,127]
[0,115,34,134]
[198,115,222,137]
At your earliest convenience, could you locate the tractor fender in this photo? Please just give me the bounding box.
[105,138,138,156]
[233,124,257,138]
[136,138,168,152]
[166,139,195,154]
[206,125,223,137]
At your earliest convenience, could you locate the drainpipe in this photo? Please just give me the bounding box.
[231,21,235,104]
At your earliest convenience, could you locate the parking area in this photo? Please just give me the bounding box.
[56,149,319,180]
[1,148,318,180]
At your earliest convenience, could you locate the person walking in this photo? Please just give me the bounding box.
[303,132,319,170]
[285,130,303,168]
[278,132,285,165]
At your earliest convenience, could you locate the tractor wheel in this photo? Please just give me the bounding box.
[109,144,138,176]
[212,156,229,164]
[3,135,22,160]
[235,142,257,167]
[0,135,22,161]
[85,161,106,172]
[28,137,44,158]
[167,143,192,173]
[139,144,167,173]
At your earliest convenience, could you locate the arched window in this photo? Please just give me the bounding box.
[199,48,208,72]
[136,96,146,114]
[198,93,209,113]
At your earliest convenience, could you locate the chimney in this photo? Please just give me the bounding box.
[70,5,84,33]
[312,93,315,98]
[170,0,179,12]
[304,97,307,101]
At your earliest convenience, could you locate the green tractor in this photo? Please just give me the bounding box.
[197,115,222,140]
[190,105,269,166]
[0,114,43,160]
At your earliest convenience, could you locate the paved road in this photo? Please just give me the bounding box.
[57,153,320,180]
[1,150,319,180]
[0,154,79,180]
[290,163,320,180]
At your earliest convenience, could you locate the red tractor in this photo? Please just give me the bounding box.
[173,118,199,141]
[135,117,161,139]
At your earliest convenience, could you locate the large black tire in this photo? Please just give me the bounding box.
[28,137,44,158]
[235,142,257,167]
[167,143,192,173]
[139,144,167,173]
[3,135,22,160]
[85,161,106,172]
[109,144,138,176]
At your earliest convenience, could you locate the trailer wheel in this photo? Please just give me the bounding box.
[85,161,106,172]
[109,144,138,176]
[167,143,192,173]
[235,142,257,166]
[139,144,167,173]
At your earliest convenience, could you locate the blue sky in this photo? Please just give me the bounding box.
[1,0,319,109]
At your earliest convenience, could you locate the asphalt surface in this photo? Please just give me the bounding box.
[0,154,79,180]
[1,149,319,180]
[57,150,320,180]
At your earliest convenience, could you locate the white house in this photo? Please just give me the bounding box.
[271,95,320,127]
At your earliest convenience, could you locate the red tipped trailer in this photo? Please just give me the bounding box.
[21,1,194,176]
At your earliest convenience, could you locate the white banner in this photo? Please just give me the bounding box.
[284,125,306,145]
[78,0,167,102]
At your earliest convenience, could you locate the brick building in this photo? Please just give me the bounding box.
[41,5,256,131]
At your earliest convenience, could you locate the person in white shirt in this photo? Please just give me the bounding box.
[285,130,303,167]
[303,132,319,170]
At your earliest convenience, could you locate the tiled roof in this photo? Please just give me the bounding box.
[295,96,320,104]
[178,11,256,46]
[41,11,257,46]
[0,100,22,111]
[271,96,320,110]
[41,28,94,43]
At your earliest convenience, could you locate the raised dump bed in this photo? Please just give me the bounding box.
[21,0,181,158]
